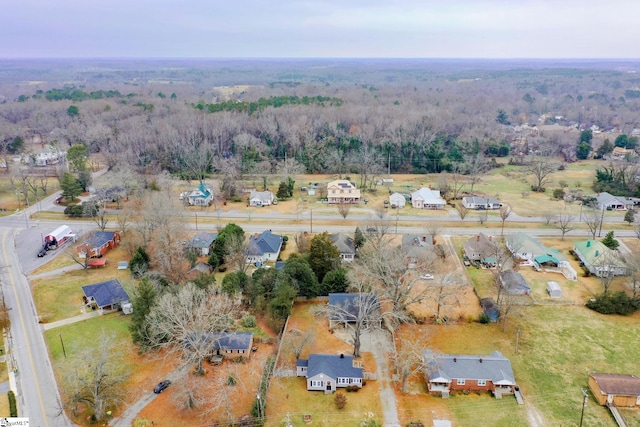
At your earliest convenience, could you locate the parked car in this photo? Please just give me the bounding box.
[419,274,434,280]
[153,380,171,394]
[366,227,377,232]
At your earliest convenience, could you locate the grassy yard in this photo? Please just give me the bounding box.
[0,392,10,417]
[32,267,134,323]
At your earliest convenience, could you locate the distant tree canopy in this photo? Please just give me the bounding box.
[195,95,343,115]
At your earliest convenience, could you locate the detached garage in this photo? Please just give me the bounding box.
[547,282,562,298]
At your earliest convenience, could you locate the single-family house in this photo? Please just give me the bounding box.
[506,232,577,280]
[463,233,501,267]
[589,373,640,407]
[187,182,214,206]
[188,232,218,256]
[207,332,254,360]
[245,230,283,265]
[424,350,517,398]
[327,180,360,204]
[480,298,499,322]
[610,146,637,160]
[331,233,356,262]
[573,240,627,277]
[402,234,434,269]
[589,192,632,211]
[411,188,446,209]
[82,279,130,312]
[249,190,274,207]
[186,261,213,279]
[389,192,406,208]
[327,293,381,329]
[296,354,363,393]
[462,196,501,210]
[498,270,531,295]
[76,231,120,258]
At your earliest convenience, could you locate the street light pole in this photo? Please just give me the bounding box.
[310,209,313,234]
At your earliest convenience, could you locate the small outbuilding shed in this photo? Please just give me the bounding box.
[547,281,562,298]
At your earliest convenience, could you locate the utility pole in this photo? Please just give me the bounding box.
[579,388,588,427]
[310,209,313,234]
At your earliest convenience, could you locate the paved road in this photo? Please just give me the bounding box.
[1,215,72,427]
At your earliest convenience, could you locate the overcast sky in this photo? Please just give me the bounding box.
[2,0,640,59]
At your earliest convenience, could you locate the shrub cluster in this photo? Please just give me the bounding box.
[586,292,639,315]
[8,390,17,417]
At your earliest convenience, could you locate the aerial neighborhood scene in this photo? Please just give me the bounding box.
[2,2,640,427]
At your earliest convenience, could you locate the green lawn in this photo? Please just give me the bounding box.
[32,268,135,323]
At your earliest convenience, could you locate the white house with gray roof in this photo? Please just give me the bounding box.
[249,190,274,207]
[296,354,363,393]
[589,192,632,211]
[462,196,501,210]
[424,350,516,398]
[245,230,283,265]
[331,233,356,262]
[411,188,446,209]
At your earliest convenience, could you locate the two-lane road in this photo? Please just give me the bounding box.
[0,196,72,427]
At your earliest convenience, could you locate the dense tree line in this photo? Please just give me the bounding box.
[3,60,640,188]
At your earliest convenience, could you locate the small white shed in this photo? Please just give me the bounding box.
[389,192,406,208]
[547,281,562,298]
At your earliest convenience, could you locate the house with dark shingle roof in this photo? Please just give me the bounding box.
[463,233,501,267]
[82,279,130,312]
[331,233,356,262]
[209,332,254,359]
[76,231,120,258]
[589,373,640,407]
[327,293,381,329]
[296,354,363,392]
[189,232,218,256]
[245,230,283,265]
[424,350,516,398]
[498,270,531,295]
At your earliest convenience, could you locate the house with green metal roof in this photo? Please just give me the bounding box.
[187,182,214,206]
[507,232,577,280]
[573,240,627,277]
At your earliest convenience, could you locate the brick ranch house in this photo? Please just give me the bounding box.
[424,350,517,398]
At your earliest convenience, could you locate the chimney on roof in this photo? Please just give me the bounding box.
[477,235,480,241]
[340,354,344,359]
[587,241,591,247]
[453,357,457,362]
[595,250,599,257]
[479,358,483,363]
[489,236,492,241]
[254,233,259,239]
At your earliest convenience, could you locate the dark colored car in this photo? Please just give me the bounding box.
[37,247,47,257]
[153,380,171,394]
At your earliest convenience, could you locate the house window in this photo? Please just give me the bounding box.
[311,380,323,387]
[477,380,486,386]
[456,379,466,385]
[226,350,232,354]
[239,349,245,354]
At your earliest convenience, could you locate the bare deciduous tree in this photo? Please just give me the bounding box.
[146,283,240,376]
[456,204,469,220]
[283,329,316,360]
[527,155,556,192]
[336,200,351,219]
[499,205,512,236]
[63,331,129,421]
[426,273,465,321]
[394,334,429,393]
[555,214,574,240]
[582,206,603,240]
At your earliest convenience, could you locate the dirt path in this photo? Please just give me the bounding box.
[357,330,401,427]
[526,403,545,427]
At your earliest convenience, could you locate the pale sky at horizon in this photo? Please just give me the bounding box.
[2,0,640,59]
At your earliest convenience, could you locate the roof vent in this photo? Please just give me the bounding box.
[340,354,344,359]
[453,357,457,362]
[479,358,483,363]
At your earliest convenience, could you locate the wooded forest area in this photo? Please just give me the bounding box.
[2,58,640,195]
